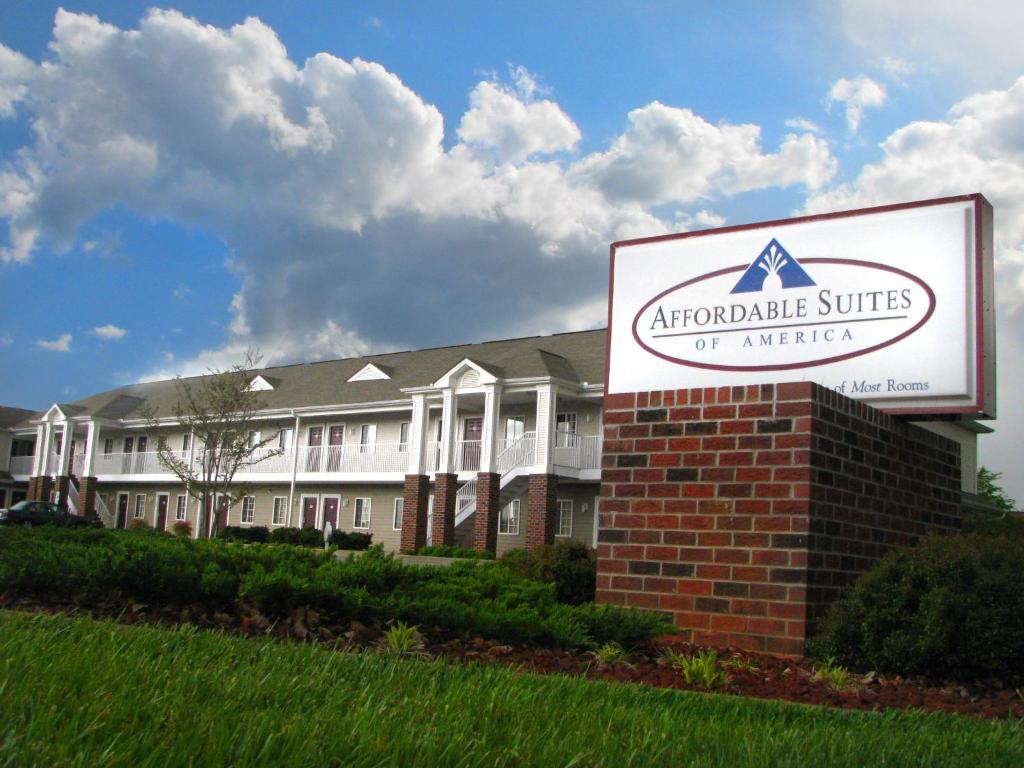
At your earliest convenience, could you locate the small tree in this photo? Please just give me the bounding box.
[144,350,284,538]
[977,467,1017,514]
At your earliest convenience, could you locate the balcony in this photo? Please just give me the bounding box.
[298,442,409,475]
[8,455,34,477]
[553,434,602,471]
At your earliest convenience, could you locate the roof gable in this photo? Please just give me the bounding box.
[347,363,392,383]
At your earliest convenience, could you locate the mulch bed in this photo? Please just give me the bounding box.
[3,594,1020,720]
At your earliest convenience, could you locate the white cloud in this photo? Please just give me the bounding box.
[37,333,72,352]
[90,324,127,340]
[172,284,191,300]
[0,332,12,346]
[839,0,1024,85]
[827,76,887,133]
[804,74,1024,503]
[785,117,822,134]
[879,56,914,85]
[0,9,836,379]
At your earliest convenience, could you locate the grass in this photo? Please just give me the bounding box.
[2,612,1023,767]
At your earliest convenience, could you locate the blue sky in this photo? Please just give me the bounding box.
[2,2,1023,498]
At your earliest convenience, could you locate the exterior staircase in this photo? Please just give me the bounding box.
[450,432,537,543]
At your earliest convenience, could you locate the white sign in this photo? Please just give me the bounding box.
[607,195,995,417]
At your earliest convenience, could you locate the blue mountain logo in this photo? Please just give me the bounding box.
[730,239,816,294]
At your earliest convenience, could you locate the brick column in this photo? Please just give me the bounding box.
[474,472,500,553]
[596,384,962,656]
[526,474,558,551]
[432,473,458,547]
[54,475,71,511]
[79,477,98,521]
[400,474,430,553]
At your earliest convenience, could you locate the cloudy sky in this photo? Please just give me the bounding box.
[1,2,1023,499]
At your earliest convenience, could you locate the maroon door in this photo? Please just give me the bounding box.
[122,436,134,474]
[156,495,168,531]
[306,427,323,471]
[463,418,483,470]
[135,436,148,473]
[322,497,339,529]
[302,497,319,528]
[327,425,345,472]
[68,440,77,477]
[116,494,129,529]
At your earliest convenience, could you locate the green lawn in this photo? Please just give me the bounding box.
[1,612,1021,767]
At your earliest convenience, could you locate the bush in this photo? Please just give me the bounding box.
[499,541,596,605]
[329,531,373,550]
[809,534,1024,682]
[171,521,192,538]
[126,519,151,531]
[416,545,494,560]
[219,526,270,543]
[0,527,671,650]
[269,527,324,547]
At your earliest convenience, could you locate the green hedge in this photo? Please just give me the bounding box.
[0,528,669,650]
[499,541,596,605]
[809,534,1024,682]
[415,545,495,560]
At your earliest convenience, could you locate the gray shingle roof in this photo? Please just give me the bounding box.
[51,329,608,422]
[0,407,37,430]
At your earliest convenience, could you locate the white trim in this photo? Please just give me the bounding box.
[299,494,320,529]
[556,498,573,537]
[431,359,500,389]
[271,496,288,526]
[133,493,146,520]
[347,363,391,382]
[175,494,188,522]
[321,494,341,530]
[155,493,170,530]
[392,497,404,530]
[498,498,521,536]
[116,492,130,528]
[240,495,256,526]
[246,375,275,392]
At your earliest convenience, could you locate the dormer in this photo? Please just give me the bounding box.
[347,363,392,382]
[432,359,502,390]
[246,375,277,392]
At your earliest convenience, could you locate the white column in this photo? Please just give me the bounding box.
[533,384,557,473]
[407,394,429,475]
[59,421,74,475]
[286,414,301,527]
[479,383,502,473]
[437,388,457,473]
[82,421,100,476]
[32,423,47,476]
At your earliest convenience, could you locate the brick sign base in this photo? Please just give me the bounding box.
[596,382,962,656]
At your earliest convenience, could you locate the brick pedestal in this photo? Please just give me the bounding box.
[474,472,500,553]
[526,474,559,551]
[54,476,71,511]
[79,476,98,521]
[432,473,458,547]
[400,475,430,553]
[596,383,962,656]
[28,475,53,502]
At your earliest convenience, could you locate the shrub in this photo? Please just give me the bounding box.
[809,534,1024,682]
[415,545,494,560]
[171,521,192,538]
[269,527,324,547]
[329,531,373,550]
[499,541,596,604]
[126,518,151,531]
[219,526,270,543]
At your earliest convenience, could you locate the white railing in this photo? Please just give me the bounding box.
[553,434,602,470]
[96,493,115,528]
[234,446,291,474]
[455,477,478,520]
[455,440,481,472]
[426,442,441,473]
[298,442,409,474]
[497,432,536,473]
[8,456,34,476]
[67,481,80,514]
[93,450,189,476]
[72,454,85,476]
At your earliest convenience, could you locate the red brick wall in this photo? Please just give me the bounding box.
[474,472,500,553]
[432,473,458,547]
[526,474,558,551]
[596,382,962,655]
[79,476,98,520]
[54,476,70,511]
[400,474,430,553]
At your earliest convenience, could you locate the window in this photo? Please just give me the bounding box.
[241,496,255,525]
[354,498,371,529]
[278,428,293,450]
[359,424,376,453]
[248,431,261,448]
[557,499,573,537]
[181,433,192,452]
[133,494,146,519]
[175,495,187,521]
[393,498,404,530]
[123,436,134,454]
[499,499,520,535]
[504,416,526,444]
[272,497,287,526]
[399,422,410,452]
[555,413,577,447]
[103,439,114,456]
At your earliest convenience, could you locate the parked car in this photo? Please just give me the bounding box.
[0,500,97,528]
